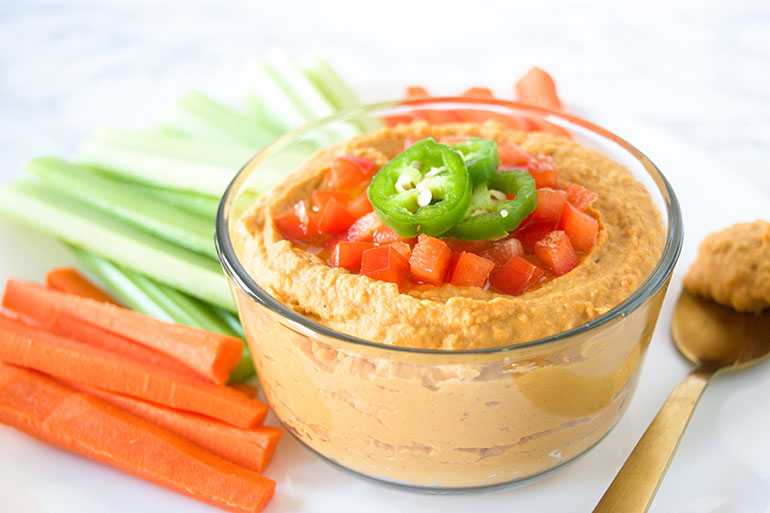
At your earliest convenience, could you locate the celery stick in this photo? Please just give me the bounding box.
[263,49,361,141]
[0,181,235,311]
[243,58,310,132]
[75,128,254,196]
[160,90,277,149]
[135,185,220,220]
[74,249,255,382]
[28,158,217,258]
[298,53,361,111]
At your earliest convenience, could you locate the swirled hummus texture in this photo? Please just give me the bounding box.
[236,122,664,350]
[684,220,770,313]
[232,122,667,487]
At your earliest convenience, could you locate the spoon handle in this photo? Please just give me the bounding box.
[592,363,719,513]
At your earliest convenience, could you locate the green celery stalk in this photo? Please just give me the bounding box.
[0,181,235,311]
[134,185,220,220]
[160,90,277,149]
[28,157,217,258]
[243,58,311,133]
[73,249,254,382]
[298,53,362,111]
[75,128,254,196]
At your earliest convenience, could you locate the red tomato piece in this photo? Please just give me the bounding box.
[527,155,559,188]
[564,183,598,211]
[390,241,412,263]
[534,231,578,276]
[347,190,374,218]
[361,245,409,286]
[372,225,403,244]
[311,190,350,212]
[460,87,495,99]
[347,212,383,242]
[481,238,524,270]
[274,200,310,241]
[530,188,568,226]
[318,198,356,235]
[409,235,453,286]
[322,230,349,253]
[328,156,376,191]
[489,255,545,295]
[444,239,493,255]
[330,241,376,271]
[405,86,430,98]
[558,202,599,253]
[447,252,496,288]
[513,220,554,252]
[497,142,533,167]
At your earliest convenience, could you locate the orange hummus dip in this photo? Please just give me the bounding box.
[232,122,666,487]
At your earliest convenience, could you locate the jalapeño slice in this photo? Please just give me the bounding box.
[367,138,472,237]
[444,168,537,240]
[451,138,500,185]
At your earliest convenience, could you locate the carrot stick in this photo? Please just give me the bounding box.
[46,267,120,305]
[0,364,275,513]
[515,67,563,111]
[3,279,242,385]
[67,381,281,473]
[0,308,203,380]
[231,382,260,399]
[0,316,268,428]
[405,85,430,98]
[460,87,495,99]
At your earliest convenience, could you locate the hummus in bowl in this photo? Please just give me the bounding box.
[216,99,683,490]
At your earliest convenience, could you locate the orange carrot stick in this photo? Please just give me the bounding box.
[46,267,120,305]
[3,279,242,385]
[0,364,275,513]
[67,381,281,473]
[405,85,430,98]
[515,67,563,111]
[231,382,260,399]
[460,87,495,99]
[0,316,268,428]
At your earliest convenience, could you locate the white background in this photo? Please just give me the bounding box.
[1,1,769,512]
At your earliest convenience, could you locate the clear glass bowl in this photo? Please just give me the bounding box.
[215,99,683,492]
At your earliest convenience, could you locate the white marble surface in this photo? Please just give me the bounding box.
[1,2,770,513]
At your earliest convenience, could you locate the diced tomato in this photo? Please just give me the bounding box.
[330,241,376,271]
[347,212,382,242]
[527,155,559,188]
[391,241,412,263]
[322,230,349,253]
[447,252,496,288]
[361,245,409,285]
[460,87,495,99]
[372,225,402,244]
[405,86,430,98]
[328,156,376,191]
[311,190,350,212]
[530,188,568,226]
[564,183,598,211]
[558,202,599,253]
[409,235,453,286]
[489,255,545,295]
[513,220,554,252]
[534,231,578,276]
[274,200,310,241]
[347,190,373,218]
[481,238,524,270]
[444,239,493,255]
[384,114,419,127]
[497,142,532,167]
[317,198,356,235]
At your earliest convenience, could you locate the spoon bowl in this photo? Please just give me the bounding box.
[593,289,770,513]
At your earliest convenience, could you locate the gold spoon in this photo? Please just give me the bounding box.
[593,289,770,513]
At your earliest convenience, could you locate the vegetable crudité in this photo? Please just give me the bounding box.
[274,135,600,296]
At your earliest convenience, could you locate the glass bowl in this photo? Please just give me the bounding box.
[215,99,683,492]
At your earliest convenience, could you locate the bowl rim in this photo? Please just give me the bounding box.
[215,97,684,356]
